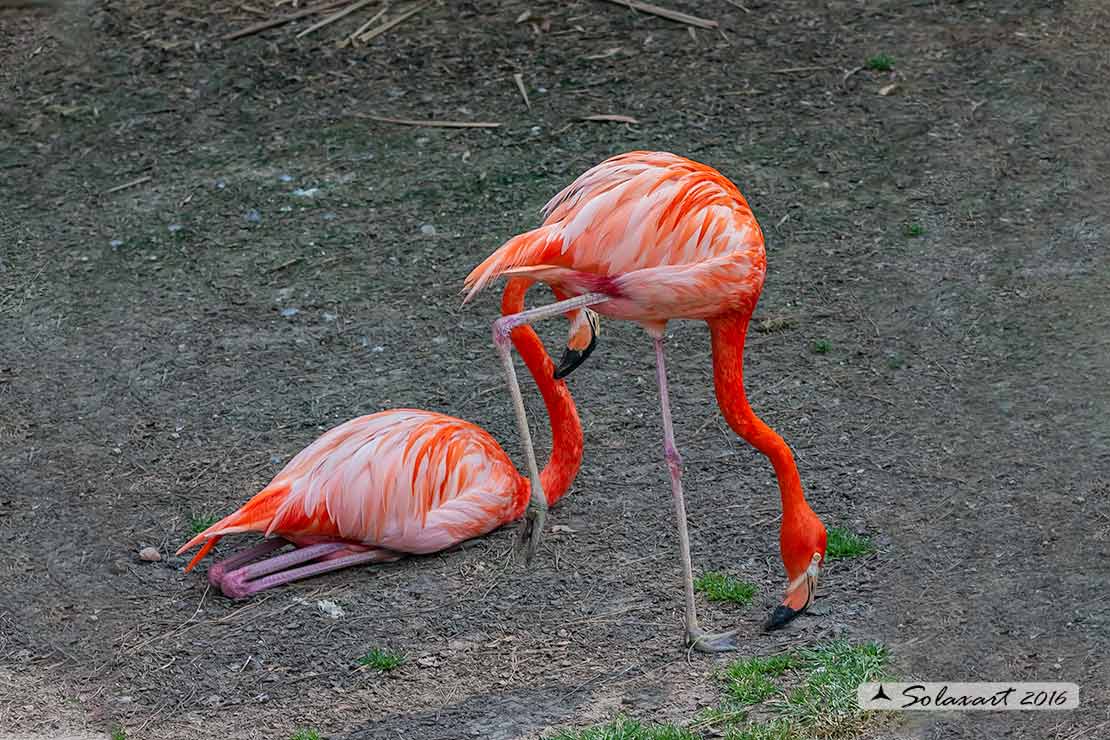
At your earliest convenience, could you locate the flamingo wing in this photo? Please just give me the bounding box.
[463,151,766,310]
[177,410,526,569]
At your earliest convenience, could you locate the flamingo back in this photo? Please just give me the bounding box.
[178,410,527,568]
[464,151,767,305]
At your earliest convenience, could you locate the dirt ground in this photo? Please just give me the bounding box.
[1,0,1108,738]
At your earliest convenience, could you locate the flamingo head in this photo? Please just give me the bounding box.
[554,308,601,379]
[766,509,827,631]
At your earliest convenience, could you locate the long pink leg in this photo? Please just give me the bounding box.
[221,547,400,599]
[207,538,290,588]
[652,335,737,652]
[492,292,610,562]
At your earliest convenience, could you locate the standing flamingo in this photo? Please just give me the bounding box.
[177,278,592,598]
[464,151,828,650]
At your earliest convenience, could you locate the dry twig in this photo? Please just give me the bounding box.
[357,114,501,128]
[358,1,429,43]
[513,73,531,111]
[580,114,640,124]
[772,64,829,74]
[346,4,388,44]
[105,175,151,194]
[296,0,378,39]
[594,0,717,29]
[222,0,349,41]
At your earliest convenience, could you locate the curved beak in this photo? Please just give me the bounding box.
[764,553,821,631]
[554,309,600,379]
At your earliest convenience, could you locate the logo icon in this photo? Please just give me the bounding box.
[870,685,891,702]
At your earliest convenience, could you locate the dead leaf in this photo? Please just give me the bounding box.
[551,525,578,534]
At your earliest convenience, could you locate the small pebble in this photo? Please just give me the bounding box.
[280,307,299,318]
[322,312,338,322]
[270,454,283,465]
[244,209,262,223]
[138,547,161,562]
[420,224,437,236]
[322,211,337,221]
[279,174,293,183]
[168,223,183,233]
[109,239,124,249]
[215,179,226,189]
[292,187,319,198]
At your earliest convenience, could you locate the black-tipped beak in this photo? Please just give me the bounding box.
[553,327,598,379]
[763,605,799,631]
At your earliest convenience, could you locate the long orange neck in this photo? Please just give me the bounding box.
[501,278,583,506]
[708,312,813,523]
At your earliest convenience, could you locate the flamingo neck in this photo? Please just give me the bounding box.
[502,278,583,506]
[708,312,813,523]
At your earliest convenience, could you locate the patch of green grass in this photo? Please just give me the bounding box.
[886,352,905,370]
[722,719,795,740]
[866,54,894,71]
[189,513,219,534]
[826,528,875,560]
[547,716,696,740]
[356,648,405,672]
[811,338,832,354]
[111,728,127,740]
[723,655,794,704]
[779,642,890,736]
[290,730,320,740]
[694,572,758,606]
[903,222,925,237]
[552,643,893,740]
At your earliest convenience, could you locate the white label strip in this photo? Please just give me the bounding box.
[858,682,1079,711]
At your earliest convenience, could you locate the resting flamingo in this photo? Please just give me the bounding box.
[177,278,594,598]
[464,151,828,650]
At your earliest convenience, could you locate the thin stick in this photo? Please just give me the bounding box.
[772,65,829,74]
[222,0,350,41]
[594,0,717,29]
[105,175,151,194]
[355,114,501,128]
[296,0,377,39]
[723,0,750,12]
[347,4,388,44]
[579,114,639,124]
[358,1,429,43]
[513,72,531,111]
[267,256,304,273]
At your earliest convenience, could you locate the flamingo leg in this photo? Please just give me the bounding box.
[652,335,738,652]
[492,292,610,563]
[219,544,401,599]
[207,538,290,589]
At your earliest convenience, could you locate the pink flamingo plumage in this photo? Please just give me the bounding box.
[465,151,828,650]
[177,278,590,598]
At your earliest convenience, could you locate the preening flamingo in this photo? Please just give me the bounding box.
[177,278,591,598]
[465,151,828,650]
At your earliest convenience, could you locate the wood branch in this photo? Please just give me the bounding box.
[594,0,717,29]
